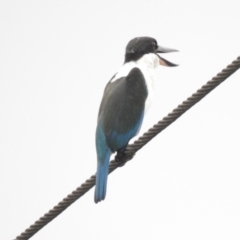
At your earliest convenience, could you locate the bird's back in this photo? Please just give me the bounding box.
[97,67,148,152]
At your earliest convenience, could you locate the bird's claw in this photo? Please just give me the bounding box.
[115,152,136,167]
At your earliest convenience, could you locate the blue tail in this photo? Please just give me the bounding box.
[95,153,111,203]
[95,125,111,203]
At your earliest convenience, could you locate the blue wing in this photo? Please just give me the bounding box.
[98,67,148,151]
[95,67,148,203]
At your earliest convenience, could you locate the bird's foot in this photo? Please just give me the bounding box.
[115,148,135,167]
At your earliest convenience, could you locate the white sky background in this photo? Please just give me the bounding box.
[1,0,240,239]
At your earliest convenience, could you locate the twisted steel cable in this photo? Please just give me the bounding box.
[14,56,240,240]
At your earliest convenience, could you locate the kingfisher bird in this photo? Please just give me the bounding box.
[95,36,178,203]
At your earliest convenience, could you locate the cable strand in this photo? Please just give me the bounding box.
[14,56,240,240]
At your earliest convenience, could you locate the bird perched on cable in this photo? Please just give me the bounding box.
[95,36,178,203]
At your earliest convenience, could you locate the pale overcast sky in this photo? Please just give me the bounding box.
[1,1,240,239]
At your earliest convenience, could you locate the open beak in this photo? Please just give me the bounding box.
[156,45,178,67]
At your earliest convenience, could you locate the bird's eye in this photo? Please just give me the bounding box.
[152,42,157,49]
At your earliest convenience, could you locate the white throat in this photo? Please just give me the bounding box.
[136,53,159,69]
[111,53,159,113]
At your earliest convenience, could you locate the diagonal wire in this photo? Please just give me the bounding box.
[14,56,240,240]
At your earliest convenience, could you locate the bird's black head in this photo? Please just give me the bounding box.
[125,37,157,63]
[124,36,178,67]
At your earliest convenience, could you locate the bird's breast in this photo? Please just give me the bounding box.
[140,67,155,114]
